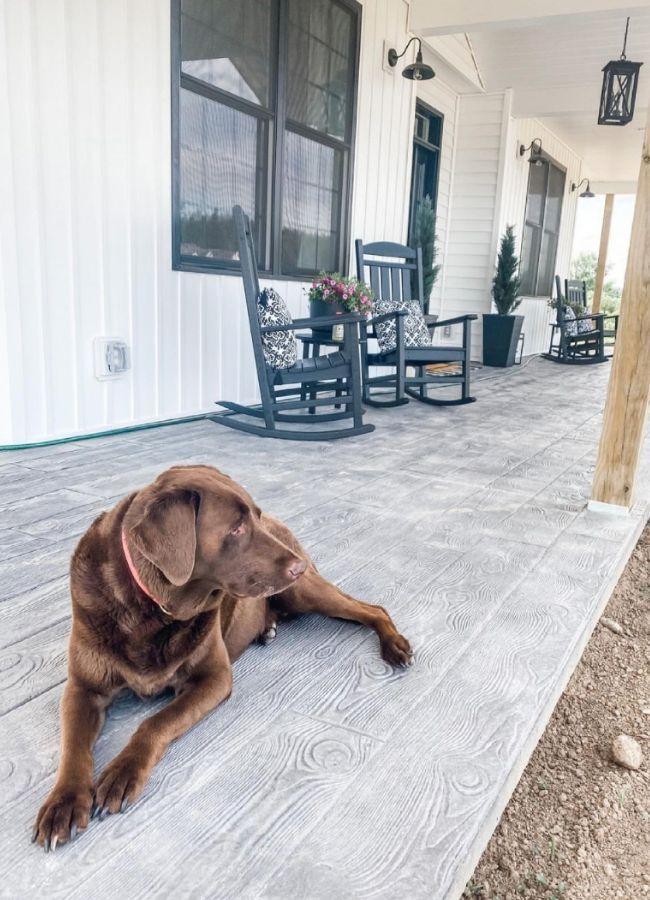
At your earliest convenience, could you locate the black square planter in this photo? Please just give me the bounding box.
[482,314,524,367]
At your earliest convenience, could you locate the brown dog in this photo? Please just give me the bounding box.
[32,464,412,850]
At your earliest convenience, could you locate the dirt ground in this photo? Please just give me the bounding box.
[465,525,649,900]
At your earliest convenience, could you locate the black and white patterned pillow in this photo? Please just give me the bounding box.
[257,288,298,370]
[577,313,596,334]
[560,305,577,337]
[373,299,432,353]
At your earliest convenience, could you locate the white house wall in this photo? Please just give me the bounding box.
[0,0,415,445]
[441,90,511,359]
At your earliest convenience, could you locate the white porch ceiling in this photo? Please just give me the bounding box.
[417,4,650,184]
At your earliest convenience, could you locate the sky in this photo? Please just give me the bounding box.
[571,194,635,288]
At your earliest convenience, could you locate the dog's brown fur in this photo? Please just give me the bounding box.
[32,464,412,850]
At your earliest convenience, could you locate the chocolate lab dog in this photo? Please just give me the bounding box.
[32,465,412,850]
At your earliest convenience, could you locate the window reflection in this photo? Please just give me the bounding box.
[181,0,272,107]
[282,131,342,272]
[179,89,267,263]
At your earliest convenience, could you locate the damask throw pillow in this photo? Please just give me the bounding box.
[560,305,577,337]
[373,299,432,354]
[257,288,298,370]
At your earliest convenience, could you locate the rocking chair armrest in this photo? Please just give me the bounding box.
[260,314,362,334]
[429,314,478,329]
[572,312,603,323]
[601,313,619,322]
[366,310,408,327]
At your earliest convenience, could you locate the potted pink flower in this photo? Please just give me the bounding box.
[307,273,374,341]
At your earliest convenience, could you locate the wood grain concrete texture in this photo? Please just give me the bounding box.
[0,358,648,899]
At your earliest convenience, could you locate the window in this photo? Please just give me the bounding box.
[172,0,360,278]
[519,156,566,296]
[408,102,442,244]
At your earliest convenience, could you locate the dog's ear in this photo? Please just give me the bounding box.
[129,490,198,586]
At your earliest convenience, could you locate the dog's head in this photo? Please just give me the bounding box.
[123,465,306,620]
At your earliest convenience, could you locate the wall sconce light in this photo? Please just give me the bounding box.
[519,138,544,166]
[387,37,435,81]
[571,178,595,198]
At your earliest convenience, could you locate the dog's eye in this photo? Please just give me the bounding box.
[231,521,246,536]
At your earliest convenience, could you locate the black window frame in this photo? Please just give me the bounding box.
[170,0,362,280]
[519,152,566,297]
[407,99,443,245]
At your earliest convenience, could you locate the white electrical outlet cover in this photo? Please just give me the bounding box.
[93,337,130,380]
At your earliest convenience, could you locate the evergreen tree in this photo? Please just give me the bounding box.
[412,196,440,305]
[492,225,522,315]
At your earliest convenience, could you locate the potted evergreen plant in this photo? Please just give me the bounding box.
[412,195,440,308]
[483,225,524,367]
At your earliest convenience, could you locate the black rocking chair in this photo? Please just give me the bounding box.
[544,275,607,365]
[210,207,374,441]
[355,239,476,407]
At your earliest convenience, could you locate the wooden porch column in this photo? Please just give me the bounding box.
[592,193,614,314]
[590,110,650,510]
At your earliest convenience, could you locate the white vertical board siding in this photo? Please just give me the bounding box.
[0,0,415,445]
[442,90,511,359]
[499,117,583,356]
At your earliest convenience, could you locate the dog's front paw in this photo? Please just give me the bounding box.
[32,782,93,850]
[259,621,278,645]
[94,752,149,816]
[380,632,413,668]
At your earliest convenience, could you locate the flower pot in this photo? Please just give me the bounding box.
[482,313,524,367]
[309,298,347,342]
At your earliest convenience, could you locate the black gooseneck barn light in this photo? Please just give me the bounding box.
[571,178,595,198]
[387,37,435,81]
[598,17,643,126]
[519,138,544,166]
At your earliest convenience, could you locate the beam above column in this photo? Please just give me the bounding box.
[412,1,649,36]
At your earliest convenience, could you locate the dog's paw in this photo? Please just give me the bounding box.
[32,782,93,851]
[94,752,149,817]
[259,621,278,645]
[380,632,413,668]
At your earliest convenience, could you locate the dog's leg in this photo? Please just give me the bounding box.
[33,680,110,850]
[259,607,279,645]
[93,635,232,817]
[275,568,412,667]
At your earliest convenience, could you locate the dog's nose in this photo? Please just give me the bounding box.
[287,558,307,580]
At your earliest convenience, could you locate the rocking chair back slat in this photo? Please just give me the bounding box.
[401,267,411,302]
[390,267,402,302]
[233,206,274,411]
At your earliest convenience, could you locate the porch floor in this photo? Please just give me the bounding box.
[1,357,648,900]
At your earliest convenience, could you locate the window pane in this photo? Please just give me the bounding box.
[537,230,559,295]
[544,164,565,235]
[179,88,267,265]
[287,0,355,140]
[523,162,548,227]
[520,223,541,295]
[282,130,343,272]
[181,0,272,107]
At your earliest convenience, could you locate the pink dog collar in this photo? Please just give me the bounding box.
[121,529,170,615]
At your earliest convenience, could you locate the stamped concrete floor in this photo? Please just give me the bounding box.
[0,357,648,900]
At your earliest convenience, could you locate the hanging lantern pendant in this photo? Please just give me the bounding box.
[598,17,643,126]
